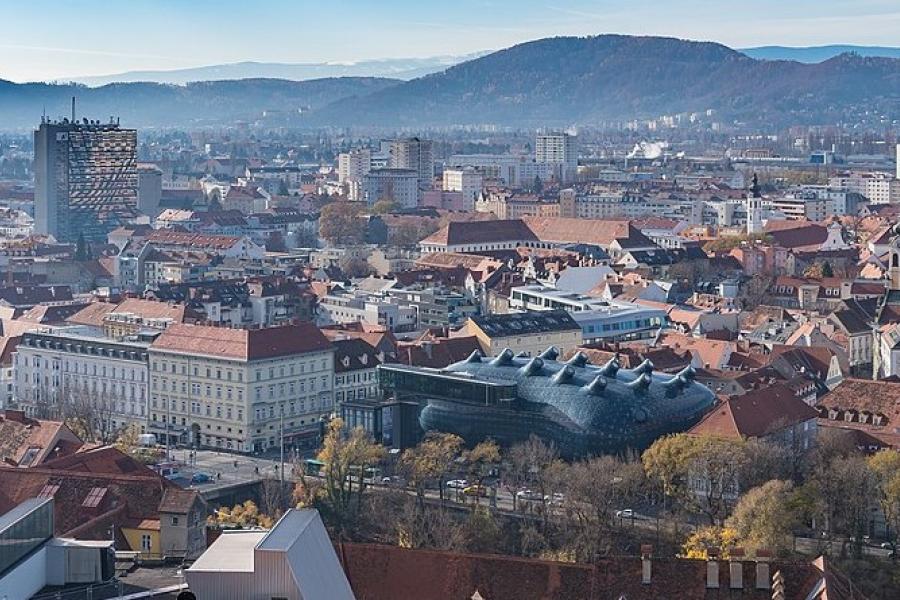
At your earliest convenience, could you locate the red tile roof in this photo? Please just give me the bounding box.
[151,322,333,360]
[337,543,832,600]
[0,411,83,467]
[523,216,649,247]
[420,219,538,246]
[689,384,819,439]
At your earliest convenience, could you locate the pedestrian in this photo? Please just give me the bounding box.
[216,472,221,481]
[234,460,238,469]
[254,466,259,475]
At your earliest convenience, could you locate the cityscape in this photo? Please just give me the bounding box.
[1,2,900,599]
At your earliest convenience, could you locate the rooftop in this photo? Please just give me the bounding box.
[151,322,333,360]
[469,310,581,337]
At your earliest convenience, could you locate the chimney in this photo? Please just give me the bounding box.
[729,548,745,589]
[4,409,26,423]
[706,550,720,589]
[755,549,772,590]
[640,545,652,584]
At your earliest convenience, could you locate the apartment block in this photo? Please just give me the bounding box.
[148,323,335,452]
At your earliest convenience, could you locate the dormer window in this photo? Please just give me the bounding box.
[360,354,368,366]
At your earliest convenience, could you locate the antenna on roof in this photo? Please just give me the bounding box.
[71,96,76,123]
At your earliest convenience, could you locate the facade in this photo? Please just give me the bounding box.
[363,168,419,208]
[535,132,578,182]
[389,137,434,193]
[378,349,714,457]
[185,509,355,600]
[464,310,583,357]
[34,118,138,243]
[508,285,667,343]
[333,338,380,421]
[387,287,480,329]
[316,291,418,333]
[148,323,335,452]
[0,498,114,600]
[338,149,371,201]
[442,167,483,210]
[829,172,900,205]
[338,148,371,183]
[136,164,163,217]
[13,327,152,436]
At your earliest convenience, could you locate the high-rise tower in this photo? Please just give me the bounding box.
[34,116,138,242]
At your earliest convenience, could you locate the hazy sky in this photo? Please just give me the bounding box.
[2,0,899,82]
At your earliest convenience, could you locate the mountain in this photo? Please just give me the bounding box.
[2,35,899,130]
[307,35,900,128]
[0,77,400,129]
[64,53,489,87]
[741,45,900,63]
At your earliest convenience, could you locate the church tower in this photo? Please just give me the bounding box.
[746,173,763,236]
[890,223,900,291]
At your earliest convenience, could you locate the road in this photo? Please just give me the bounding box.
[159,452,896,559]
[159,448,315,493]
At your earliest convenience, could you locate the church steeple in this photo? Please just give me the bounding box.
[746,172,763,235]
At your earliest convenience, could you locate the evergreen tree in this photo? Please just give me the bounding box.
[74,233,87,261]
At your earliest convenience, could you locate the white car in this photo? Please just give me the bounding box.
[616,509,634,518]
[446,479,469,489]
[516,489,544,502]
[545,493,566,505]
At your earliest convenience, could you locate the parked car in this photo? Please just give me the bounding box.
[191,472,212,484]
[545,493,566,505]
[463,485,488,497]
[446,479,469,489]
[616,509,634,519]
[516,489,544,502]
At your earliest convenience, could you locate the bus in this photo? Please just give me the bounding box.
[304,459,325,477]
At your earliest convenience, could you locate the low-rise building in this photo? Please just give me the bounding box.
[463,310,583,357]
[13,326,152,436]
[508,284,666,343]
[148,322,335,452]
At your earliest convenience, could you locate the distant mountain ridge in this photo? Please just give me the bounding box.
[0,77,399,129]
[1,35,899,130]
[62,53,490,87]
[741,45,900,63]
[306,35,900,128]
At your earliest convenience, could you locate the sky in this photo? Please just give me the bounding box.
[1,0,899,82]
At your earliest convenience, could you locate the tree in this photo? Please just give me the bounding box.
[669,259,713,288]
[265,231,288,252]
[371,199,398,215]
[74,232,90,261]
[504,435,561,529]
[867,451,900,551]
[463,439,501,506]
[533,175,543,194]
[400,432,464,510]
[319,201,366,246]
[558,455,646,561]
[277,178,289,196]
[338,256,371,278]
[682,525,739,559]
[726,479,800,556]
[738,273,775,310]
[642,434,787,525]
[212,500,275,529]
[315,418,386,530]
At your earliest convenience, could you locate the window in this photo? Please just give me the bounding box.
[141,534,152,552]
[171,516,179,526]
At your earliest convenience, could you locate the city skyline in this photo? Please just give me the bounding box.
[2,0,900,82]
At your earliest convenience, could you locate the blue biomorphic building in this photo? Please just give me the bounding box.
[377,347,715,457]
